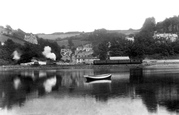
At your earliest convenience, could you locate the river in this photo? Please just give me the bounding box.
[0,67,179,115]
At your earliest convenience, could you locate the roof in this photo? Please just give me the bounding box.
[110,56,130,60]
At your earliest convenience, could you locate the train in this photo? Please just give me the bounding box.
[93,59,142,65]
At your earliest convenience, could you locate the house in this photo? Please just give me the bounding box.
[60,49,72,62]
[153,33,178,42]
[2,28,13,35]
[0,26,4,34]
[125,36,134,42]
[75,44,93,57]
[110,56,130,60]
[74,43,95,64]
[76,57,99,64]
[24,34,38,44]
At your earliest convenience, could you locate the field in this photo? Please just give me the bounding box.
[57,39,90,47]
[37,33,81,40]
[108,29,140,35]
[0,34,25,45]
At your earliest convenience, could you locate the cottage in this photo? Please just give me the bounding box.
[76,57,99,64]
[24,34,38,44]
[60,49,72,61]
[153,33,178,42]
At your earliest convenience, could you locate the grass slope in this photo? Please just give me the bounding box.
[108,29,140,35]
[0,34,25,45]
[37,33,81,40]
[57,39,90,48]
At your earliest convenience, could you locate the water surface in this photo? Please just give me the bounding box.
[0,67,179,115]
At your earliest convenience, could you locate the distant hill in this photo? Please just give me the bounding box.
[55,28,140,48]
[57,39,89,48]
[37,29,140,41]
[37,32,82,40]
[107,29,140,35]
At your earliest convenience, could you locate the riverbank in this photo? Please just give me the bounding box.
[2,59,179,71]
[0,64,142,71]
[142,59,179,68]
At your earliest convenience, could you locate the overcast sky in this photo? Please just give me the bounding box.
[0,0,178,34]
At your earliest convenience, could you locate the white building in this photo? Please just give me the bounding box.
[60,49,72,61]
[125,36,134,42]
[24,34,38,44]
[153,33,178,42]
[110,56,130,60]
[76,57,99,64]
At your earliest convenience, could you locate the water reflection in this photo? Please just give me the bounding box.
[0,68,179,114]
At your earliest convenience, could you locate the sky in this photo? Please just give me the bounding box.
[0,0,179,34]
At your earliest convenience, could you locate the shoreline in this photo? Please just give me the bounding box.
[0,64,142,71]
[1,61,179,71]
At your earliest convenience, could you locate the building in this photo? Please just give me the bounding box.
[75,43,95,64]
[125,36,134,42]
[153,33,178,42]
[24,34,38,44]
[0,26,4,34]
[110,56,130,60]
[60,49,72,62]
[75,44,93,58]
[76,57,99,64]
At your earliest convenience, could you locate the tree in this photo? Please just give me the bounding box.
[141,17,156,33]
[97,41,109,60]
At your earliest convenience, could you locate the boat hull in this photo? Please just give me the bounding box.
[84,74,112,82]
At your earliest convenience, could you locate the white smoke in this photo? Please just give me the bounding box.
[12,50,21,60]
[42,46,56,60]
[1,42,4,46]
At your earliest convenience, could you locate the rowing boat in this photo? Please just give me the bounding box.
[84,74,112,81]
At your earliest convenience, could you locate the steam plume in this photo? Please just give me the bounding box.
[1,42,4,46]
[12,50,21,60]
[42,46,56,60]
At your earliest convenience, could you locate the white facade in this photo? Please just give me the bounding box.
[153,33,178,42]
[76,57,99,64]
[24,34,38,44]
[125,36,134,42]
[61,48,72,61]
[110,56,130,60]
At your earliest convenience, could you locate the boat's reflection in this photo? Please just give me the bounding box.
[85,80,112,84]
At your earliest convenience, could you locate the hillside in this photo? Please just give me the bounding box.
[107,29,140,35]
[37,32,82,40]
[57,39,89,48]
[37,29,140,41]
[0,34,25,45]
[55,28,138,48]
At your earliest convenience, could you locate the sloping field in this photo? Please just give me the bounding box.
[0,34,25,45]
[57,40,68,47]
[57,40,90,47]
[108,29,140,35]
[37,33,81,40]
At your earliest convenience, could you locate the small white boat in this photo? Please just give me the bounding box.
[84,74,112,81]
